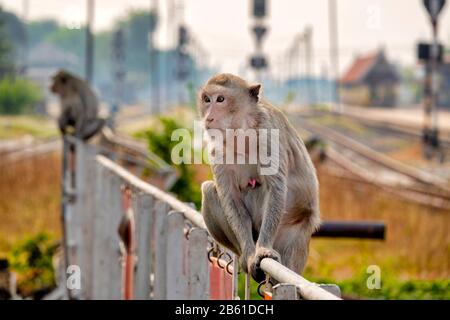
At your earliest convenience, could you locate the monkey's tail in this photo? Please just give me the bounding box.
[302,207,322,237]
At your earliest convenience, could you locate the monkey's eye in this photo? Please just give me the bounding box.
[216,95,225,103]
[203,96,210,103]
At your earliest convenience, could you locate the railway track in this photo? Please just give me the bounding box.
[301,108,450,150]
[0,113,152,166]
[0,123,177,190]
[0,138,60,166]
[293,116,450,210]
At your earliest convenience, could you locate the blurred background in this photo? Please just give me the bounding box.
[0,0,449,299]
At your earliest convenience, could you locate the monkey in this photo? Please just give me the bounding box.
[50,70,104,140]
[198,73,321,282]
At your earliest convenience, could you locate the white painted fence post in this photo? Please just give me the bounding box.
[187,228,209,300]
[74,140,97,299]
[62,142,79,298]
[91,164,123,299]
[244,274,251,300]
[91,160,105,298]
[166,211,188,299]
[64,139,87,299]
[153,201,170,299]
[107,173,123,299]
[232,254,239,300]
[272,283,299,300]
[133,193,155,300]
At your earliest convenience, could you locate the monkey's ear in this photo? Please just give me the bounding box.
[249,84,261,101]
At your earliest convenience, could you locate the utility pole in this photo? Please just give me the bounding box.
[328,0,340,112]
[421,0,446,159]
[110,28,125,128]
[250,0,269,83]
[164,0,176,109]
[85,0,94,83]
[291,43,299,100]
[304,26,314,106]
[285,34,298,103]
[321,62,329,103]
[22,0,29,74]
[175,1,188,105]
[149,0,160,114]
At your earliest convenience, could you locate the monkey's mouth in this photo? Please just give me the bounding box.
[205,124,222,131]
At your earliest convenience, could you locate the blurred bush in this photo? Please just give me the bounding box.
[142,116,202,208]
[8,232,57,298]
[0,77,42,115]
[309,271,450,300]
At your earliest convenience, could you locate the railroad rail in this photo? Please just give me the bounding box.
[0,138,60,166]
[305,108,450,150]
[0,127,177,190]
[293,116,450,210]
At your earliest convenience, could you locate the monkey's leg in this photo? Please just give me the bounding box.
[275,222,314,275]
[201,181,241,255]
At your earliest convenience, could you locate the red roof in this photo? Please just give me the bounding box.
[340,52,379,84]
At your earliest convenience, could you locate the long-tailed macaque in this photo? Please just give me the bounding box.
[50,70,104,140]
[198,73,320,281]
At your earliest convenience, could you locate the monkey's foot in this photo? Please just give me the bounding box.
[249,247,281,283]
[239,251,254,274]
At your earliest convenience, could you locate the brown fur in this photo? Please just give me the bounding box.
[50,70,104,140]
[198,73,321,281]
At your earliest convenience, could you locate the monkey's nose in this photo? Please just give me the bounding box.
[206,117,214,123]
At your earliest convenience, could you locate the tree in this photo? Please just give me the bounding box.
[27,19,59,48]
[0,77,42,114]
[119,10,157,74]
[0,7,13,77]
[45,27,86,63]
[0,7,25,72]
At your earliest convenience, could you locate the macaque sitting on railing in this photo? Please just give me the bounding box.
[50,70,104,140]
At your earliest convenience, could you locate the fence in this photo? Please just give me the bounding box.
[59,136,342,300]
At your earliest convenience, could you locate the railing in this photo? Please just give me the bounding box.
[60,137,342,300]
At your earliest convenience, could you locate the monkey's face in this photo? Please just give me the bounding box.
[198,87,238,130]
[198,74,262,130]
[50,72,71,98]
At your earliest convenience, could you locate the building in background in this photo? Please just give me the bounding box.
[26,43,81,114]
[339,49,399,107]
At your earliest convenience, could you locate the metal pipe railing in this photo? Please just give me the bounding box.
[97,155,207,230]
[313,221,385,239]
[96,154,341,300]
[260,258,340,300]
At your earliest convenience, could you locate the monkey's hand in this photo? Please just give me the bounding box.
[248,246,281,283]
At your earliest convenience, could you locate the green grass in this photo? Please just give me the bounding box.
[308,274,450,300]
[238,271,450,300]
[0,115,58,139]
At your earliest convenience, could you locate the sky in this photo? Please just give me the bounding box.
[1,0,450,77]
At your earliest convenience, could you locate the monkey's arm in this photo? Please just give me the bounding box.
[214,170,256,271]
[257,127,288,251]
[257,173,287,249]
[247,172,286,282]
